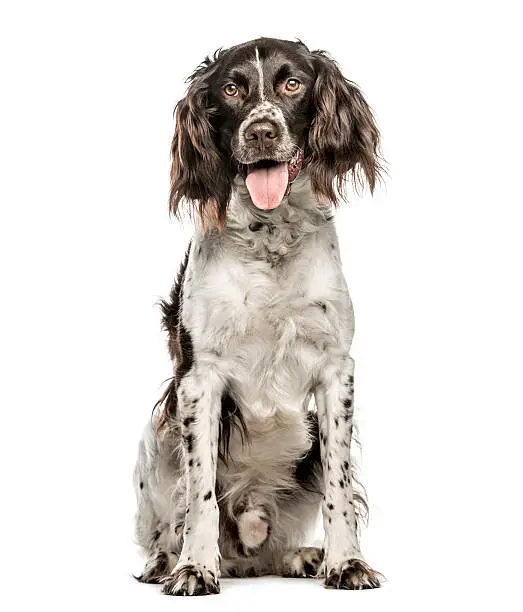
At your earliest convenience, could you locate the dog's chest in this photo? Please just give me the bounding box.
[192,228,337,337]
[186,223,348,417]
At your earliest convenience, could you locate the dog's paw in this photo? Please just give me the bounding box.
[135,551,173,584]
[161,564,220,596]
[324,559,382,590]
[282,547,324,578]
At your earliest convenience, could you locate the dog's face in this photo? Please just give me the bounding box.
[170,38,381,225]
[206,40,315,212]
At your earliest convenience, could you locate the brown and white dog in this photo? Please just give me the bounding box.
[134,37,383,595]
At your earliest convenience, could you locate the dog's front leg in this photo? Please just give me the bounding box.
[162,367,223,596]
[315,356,382,589]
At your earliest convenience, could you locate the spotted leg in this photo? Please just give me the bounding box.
[161,367,223,596]
[315,356,382,590]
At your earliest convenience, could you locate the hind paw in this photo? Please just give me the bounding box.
[282,547,324,578]
[135,551,176,583]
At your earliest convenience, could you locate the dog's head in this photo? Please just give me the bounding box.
[170,38,382,226]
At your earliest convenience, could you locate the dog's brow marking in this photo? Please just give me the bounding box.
[254,47,265,101]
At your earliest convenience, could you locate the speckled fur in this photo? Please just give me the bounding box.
[134,37,383,595]
[134,175,381,593]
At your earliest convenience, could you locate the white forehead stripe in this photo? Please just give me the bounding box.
[254,47,265,101]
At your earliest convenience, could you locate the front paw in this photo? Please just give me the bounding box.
[325,559,382,590]
[162,564,220,596]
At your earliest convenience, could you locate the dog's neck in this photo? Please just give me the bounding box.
[227,173,333,231]
[192,174,335,268]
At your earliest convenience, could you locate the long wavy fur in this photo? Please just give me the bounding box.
[306,50,384,202]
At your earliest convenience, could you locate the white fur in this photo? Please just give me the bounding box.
[134,174,380,594]
[254,46,265,100]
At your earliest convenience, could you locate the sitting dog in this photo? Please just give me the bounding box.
[134,37,383,595]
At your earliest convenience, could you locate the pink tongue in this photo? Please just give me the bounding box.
[245,163,288,210]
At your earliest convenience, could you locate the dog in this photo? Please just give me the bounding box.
[133,37,383,595]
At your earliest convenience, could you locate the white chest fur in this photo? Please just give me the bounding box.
[182,194,354,427]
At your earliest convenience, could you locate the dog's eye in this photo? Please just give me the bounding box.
[224,83,239,97]
[285,78,301,92]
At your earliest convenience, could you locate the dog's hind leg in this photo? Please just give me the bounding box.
[133,513,180,583]
[135,548,178,584]
[133,426,183,583]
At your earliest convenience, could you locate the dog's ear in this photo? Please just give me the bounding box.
[306,51,383,203]
[170,55,233,227]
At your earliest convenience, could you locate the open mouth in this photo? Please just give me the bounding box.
[242,149,302,211]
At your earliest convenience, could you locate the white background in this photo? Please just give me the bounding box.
[1,1,522,610]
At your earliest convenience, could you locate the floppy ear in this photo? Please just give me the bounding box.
[306,51,383,202]
[170,59,233,227]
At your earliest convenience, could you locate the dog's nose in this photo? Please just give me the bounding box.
[244,120,280,145]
